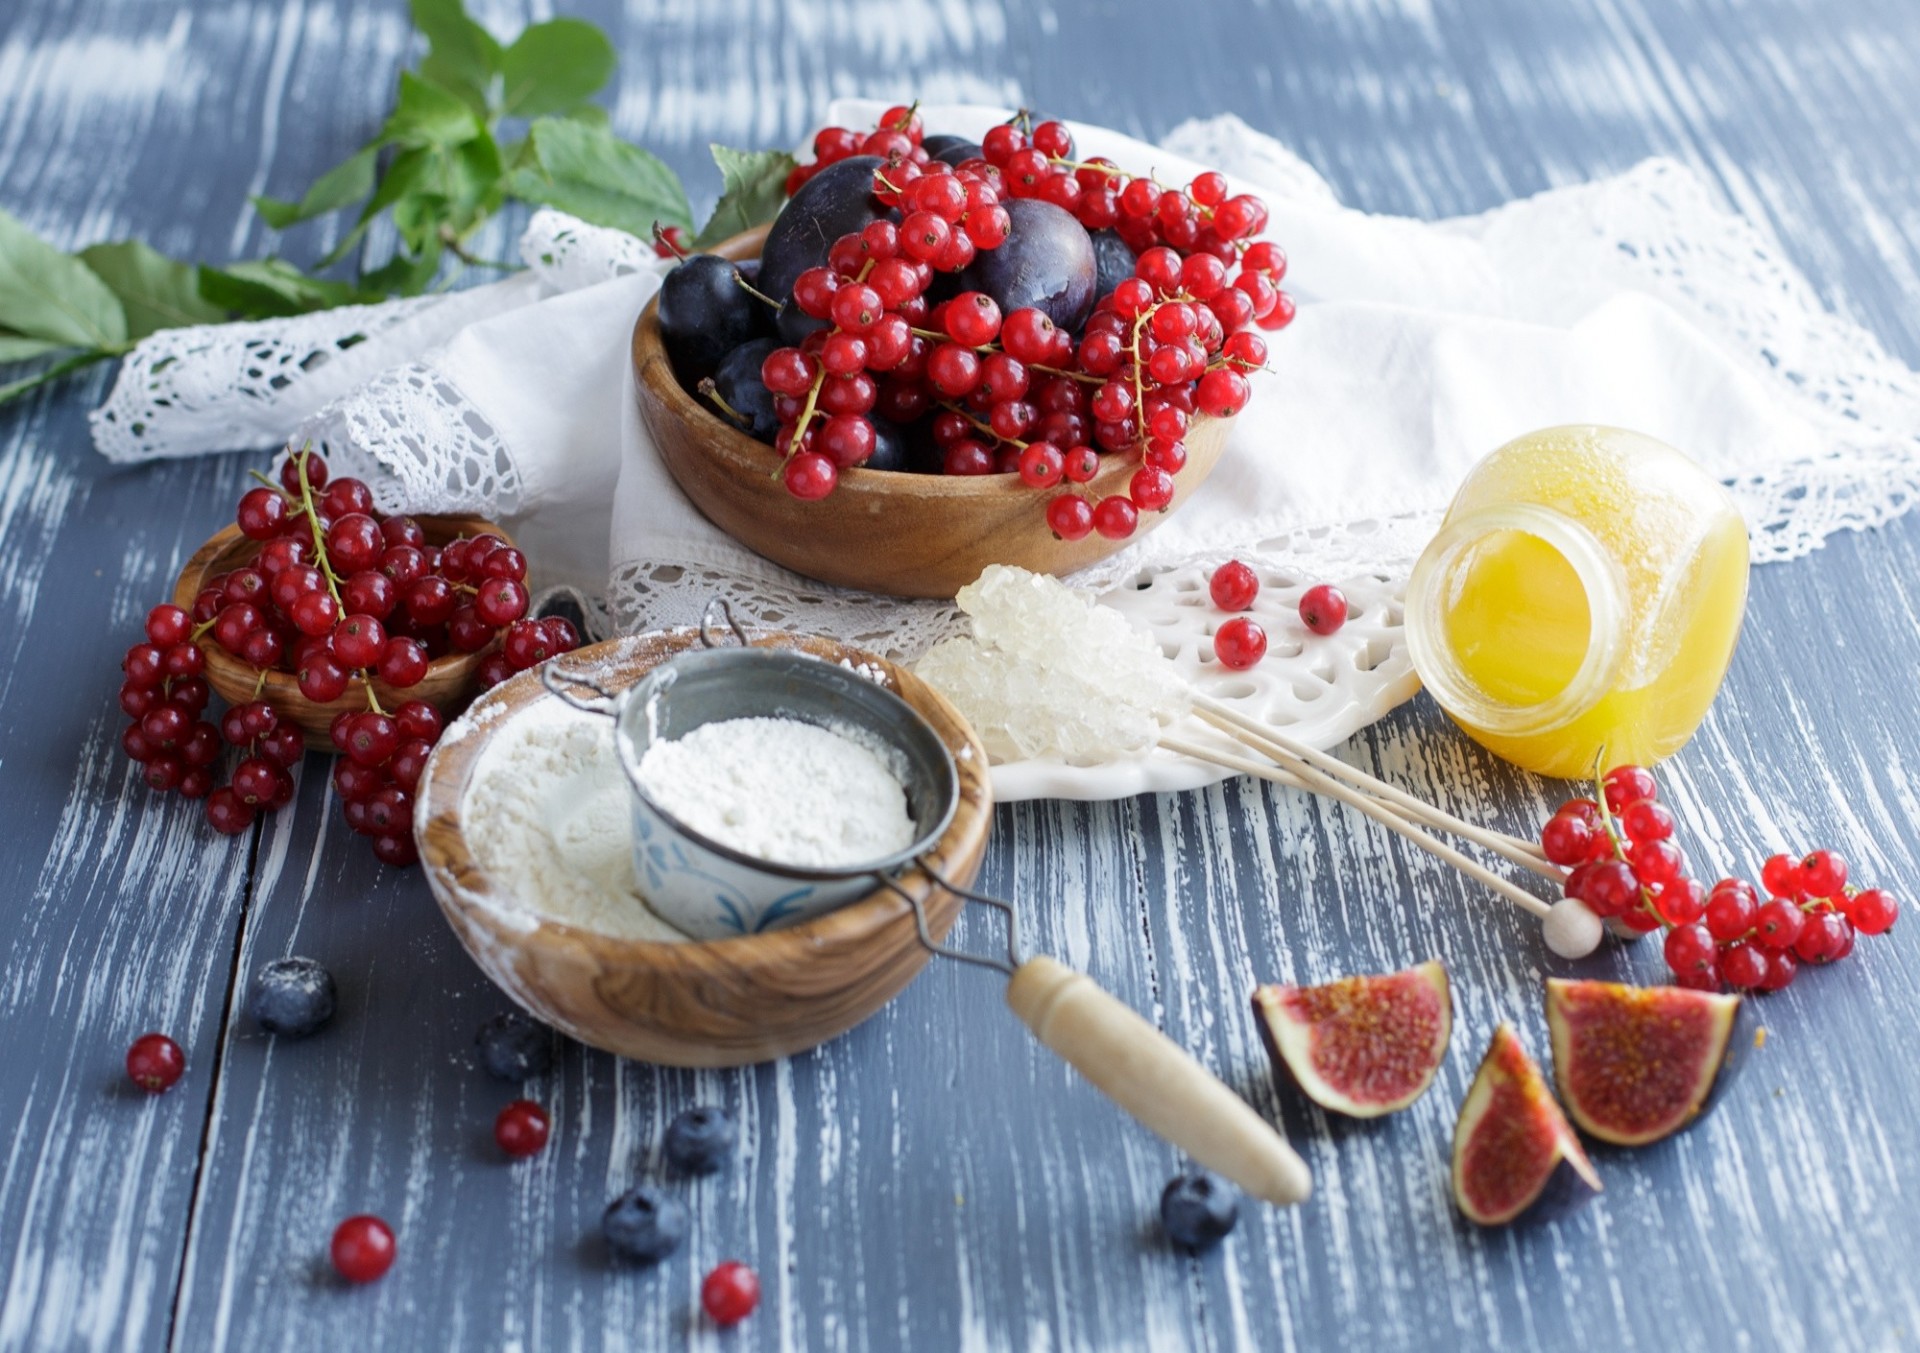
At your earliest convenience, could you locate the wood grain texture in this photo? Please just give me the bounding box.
[0,0,1916,1350]
[419,629,991,1067]
[635,228,1230,600]
[171,515,507,748]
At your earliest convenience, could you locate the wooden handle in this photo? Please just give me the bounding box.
[1006,955,1313,1206]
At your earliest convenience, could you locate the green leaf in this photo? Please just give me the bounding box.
[0,332,66,363]
[253,145,379,230]
[196,260,375,319]
[0,348,114,406]
[78,240,227,338]
[359,237,445,297]
[694,145,797,248]
[411,0,501,113]
[315,146,436,267]
[0,207,128,350]
[505,118,692,236]
[500,18,615,118]
[380,71,484,150]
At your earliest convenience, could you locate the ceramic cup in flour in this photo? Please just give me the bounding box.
[599,648,959,940]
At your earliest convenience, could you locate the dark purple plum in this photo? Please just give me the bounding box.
[924,135,983,166]
[956,198,1096,332]
[758,155,889,344]
[658,254,770,382]
[704,338,780,442]
[865,416,908,471]
[1089,229,1138,303]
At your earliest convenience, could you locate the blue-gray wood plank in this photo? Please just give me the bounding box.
[1,0,1917,1348]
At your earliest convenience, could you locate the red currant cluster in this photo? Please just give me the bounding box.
[766,108,1289,540]
[117,448,578,864]
[1539,764,1900,992]
[1203,561,1347,670]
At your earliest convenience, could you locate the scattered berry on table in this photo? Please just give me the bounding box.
[603,1186,688,1263]
[475,1011,555,1081]
[495,1099,551,1158]
[701,1260,762,1325]
[330,1214,396,1283]
[1298,582,1347,636]
[663,1104,739,1175]
[1213,616,1267,670]
[1539,762,1899,991]
[1208,560,1258,612]
[247,956,336,1038]
[126,1033,185,1093]
[1160,1169,1240,1252]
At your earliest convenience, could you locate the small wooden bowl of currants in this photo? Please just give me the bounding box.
[168,458,528,750]
[632,109,1287,602]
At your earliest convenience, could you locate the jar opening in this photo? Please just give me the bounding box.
[1406,504,1629,739]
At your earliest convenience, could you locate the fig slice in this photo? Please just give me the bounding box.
[1251,960,1452,1117]
[1545,978,1743,1147]
[1451,1024,1602,1226]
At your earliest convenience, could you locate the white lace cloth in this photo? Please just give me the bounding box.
[90,102,1920,800]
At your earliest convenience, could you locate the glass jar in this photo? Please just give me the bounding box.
[1404,426,1749,778]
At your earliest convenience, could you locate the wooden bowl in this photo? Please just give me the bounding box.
[632,225,1232,600]
[416,629,993,1067]
[171,516,511,750]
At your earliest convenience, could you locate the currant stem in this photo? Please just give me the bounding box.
[936,400,1028,451]
[732,271,784,313]
[290,444,345,606]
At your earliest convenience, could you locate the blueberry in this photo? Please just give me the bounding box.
[475,1011,554,1081]
[1159,1170,1240,1252]
[663,1104,738,1175]
[602,1185,688,1263]
[247,957,336,1039]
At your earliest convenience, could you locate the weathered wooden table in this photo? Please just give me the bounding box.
[3,1,1917,1348]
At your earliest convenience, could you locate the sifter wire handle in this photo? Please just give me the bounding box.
[1005,955,1313,1207]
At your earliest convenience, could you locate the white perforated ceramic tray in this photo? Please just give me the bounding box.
[988,563,1420,802]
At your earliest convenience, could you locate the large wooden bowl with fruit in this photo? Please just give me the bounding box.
[633,122,1279,600]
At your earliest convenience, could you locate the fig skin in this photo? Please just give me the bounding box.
[1251,960,1452,1119]
[1545,979,1748,1147]
[758,155,890,344]
[1451,1024,1602,1227]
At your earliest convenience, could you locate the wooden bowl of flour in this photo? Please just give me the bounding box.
[415,629,992,1068]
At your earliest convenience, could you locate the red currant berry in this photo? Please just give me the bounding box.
[1061,444,1100,484]
[1539,812,1594,868]
[945,291,1002,346]
[126,1032,185,1092]
[761,347,817,397]
[146,604,191,648]
[1846,888,1900,935]
[1719,942,1769,990]
[280,452,328,495]
[297,653,350,702]
[1129,466,1175,513]
[1091,495,1138,539]
[1046,494,1094,540]
[330,1215,396,1284]
[471,578,527,628]
[1794,912,1853,964]
[378,637,431,688]
[1214,616,1267,670]
[262,724,306,770]
[330,614,387,669]
[1194,368,1250,419]
[495,1099,551,1158]
[1761,853,1804,900]
[206,787,256,835]
[1758,948,1798,991]
[327,514,385,574]
[290,590,340,638]
[701,1261,761,1326]
[1582,859,1641,918]
[389,740,433,793]
[1016,443,1064,489]
[1298,583,1347,636]
[1799,849,1848,898]
[320,478,374,519]
[449,606,495,653]
[404,577,457,627]
[1629,839,1685,888]
[1618,799,1674,844]
[778,451,835,500]
[1752,899,1806,950]
[1655,877,1708,926]
[372,833,418,868]
[1601,764,1658,813]
[1704,879,1758,941]
[1663,923,1719,981]
[1205,556,1267,610]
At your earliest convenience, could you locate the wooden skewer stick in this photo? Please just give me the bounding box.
[1160,735,1556,921]
[1189,696,1560,879]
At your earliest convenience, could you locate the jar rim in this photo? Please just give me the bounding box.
[1405,503,1630,739]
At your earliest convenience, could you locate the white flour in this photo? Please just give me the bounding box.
[637,717,915,868]
[463,701,689,942]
